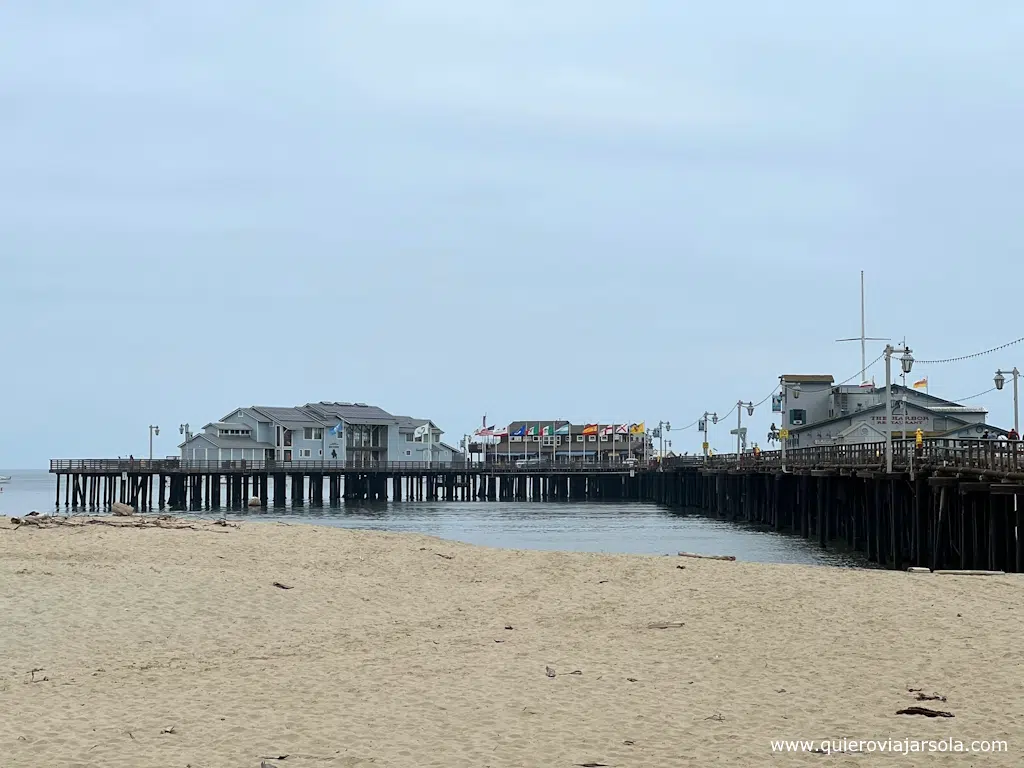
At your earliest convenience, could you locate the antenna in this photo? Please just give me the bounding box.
[836,270,889,383]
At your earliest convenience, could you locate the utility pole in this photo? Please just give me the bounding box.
[884,342,914,473]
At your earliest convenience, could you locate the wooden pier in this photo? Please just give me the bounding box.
[48,459,650,511]
[652,439,1023,573]
[48,438,1023,573]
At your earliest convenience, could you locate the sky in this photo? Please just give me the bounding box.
[2,1,1023,467]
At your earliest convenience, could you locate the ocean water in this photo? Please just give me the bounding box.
[0,468,866,567]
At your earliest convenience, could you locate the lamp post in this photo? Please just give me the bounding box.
[657,420,671,459]
[884,343,914,473]
[777,380,801,467]
[179,423,190,462]
[736,401,754,466]
[700,411,718,463]
[148,425,160,461]
[994,368,1019,433]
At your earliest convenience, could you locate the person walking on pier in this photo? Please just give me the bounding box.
[1008,428,1019,441]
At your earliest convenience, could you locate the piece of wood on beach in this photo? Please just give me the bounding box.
[932,569,1005,576]
[111,502,135,517]
[914,692,947,702]
[896,706,954,717]
[907,567,931,573]
[677,552,736,561]
[647,621,685,629]
[272,582,293,590]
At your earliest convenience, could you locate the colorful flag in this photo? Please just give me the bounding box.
[582,424,598,435]
[859,379,874,389]
[527,425,539,436]
[540,425,553,436]
[474,424,495,436]
[601,424,615,435]
[554,423,570,435]
[511,425,527,436]
[616,424,628,434]
[913,378,928,390]
[492,425,508,437]
[630,422,645,434]
[329,422,343,435]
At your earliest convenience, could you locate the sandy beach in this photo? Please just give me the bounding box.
[1,516,1021,767]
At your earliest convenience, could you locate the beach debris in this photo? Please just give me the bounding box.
[646,621,685,629]
[111,502,135,517]
[29,668,47,682]
[272,582,293,590]
[676,565,686,569]
[623,740,635,745]
[626,678,639,683]
[494,640,504,643]
[907,687,922,692]
[248,496,260,507]
[907,566,931,573]
[259,755,289,761]
[678,552,736,561]
[545,666,556,678]
[897,706,954,718]
[505,625,514,630]
[161,725,176,734]
[598,580,609,584]
[776,688,787,693]
[914,692,947,702]
[933,569,1004,576]
[576,763,609,767]
[435,552,454,560]
[704,712,725,722]
[569,670,582,675]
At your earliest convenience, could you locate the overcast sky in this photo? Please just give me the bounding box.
[2,1,1022,467]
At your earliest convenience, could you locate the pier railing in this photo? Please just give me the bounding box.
[48,458,647,474]
[663,438,1024,474]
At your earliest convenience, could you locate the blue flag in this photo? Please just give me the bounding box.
[329,422,343,436]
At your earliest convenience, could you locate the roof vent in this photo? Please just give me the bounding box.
[355,402,367,407]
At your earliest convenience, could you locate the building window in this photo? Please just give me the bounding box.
[284,450,292,461]
[511,436,522,442]
[601,435,609,442]
[532,436,541,442]
[588,435,596,442]
[789,409,807,425]
[303,427,324,440]
[299,449,311,458]
[576,435,584,442]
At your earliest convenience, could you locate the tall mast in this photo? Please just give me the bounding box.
[860,270,866,383]
[836,270,888,383]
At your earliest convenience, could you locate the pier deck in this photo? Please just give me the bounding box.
[47,438,1023,573]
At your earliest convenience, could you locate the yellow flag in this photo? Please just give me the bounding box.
[912,378,928,389]
[630,422,645,434]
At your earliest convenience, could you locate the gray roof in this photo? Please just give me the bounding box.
[304,402,396,424]
[249,406,327,428]
[394,415,431,430]
[182,433,274,449]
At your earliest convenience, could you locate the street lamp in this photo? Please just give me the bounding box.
[994,368,1019,433]
[657,420,671,459]
[736,401,754,465]
[699,411,718,462]
[148,425,160,461]
[777,380,801,467]
[884,343,913,473]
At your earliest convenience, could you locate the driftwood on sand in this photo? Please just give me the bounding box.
[677,552,736,561]
[7,516,237,532]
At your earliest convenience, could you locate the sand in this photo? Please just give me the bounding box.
[0,516,1021,767]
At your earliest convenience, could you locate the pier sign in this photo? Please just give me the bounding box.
[869,414,932,429]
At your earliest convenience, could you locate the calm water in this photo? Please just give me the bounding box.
[0,469,865,567]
